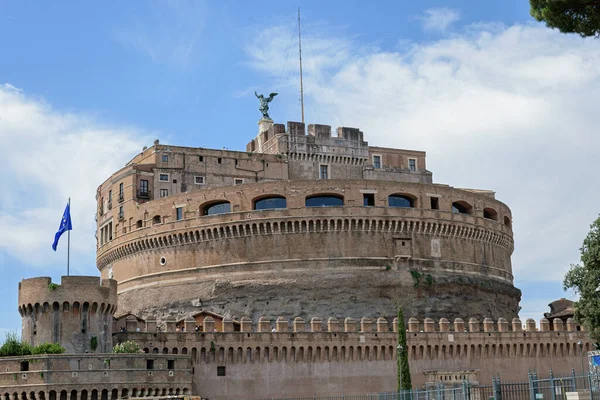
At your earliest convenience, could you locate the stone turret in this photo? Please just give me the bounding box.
[18,276,117,354]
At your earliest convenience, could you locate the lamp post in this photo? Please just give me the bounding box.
[397,344,404,399]
[578,341,585,375]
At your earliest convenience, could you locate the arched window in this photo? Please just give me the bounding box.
[483,208,498,221]
[254,196,287,210]
[452,201,472,214]
[136,220,143,228]
[202,201,231,216]
[388,194,415,208]
[152,215,161,225]
[305,195,344,207]
[504,215,512,227]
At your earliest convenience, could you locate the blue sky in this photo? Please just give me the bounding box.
[2,0,600,337]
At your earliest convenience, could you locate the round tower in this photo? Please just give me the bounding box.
[18,276,117,354]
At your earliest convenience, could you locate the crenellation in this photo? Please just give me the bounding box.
[566,317,577,331]
[424,318,435,332]
[360,317,373,332]
[165,315,176,332]
[184,317,196,332]
[376,317,388,333]
[203,316,215,332]
[257,316,270,332]
[453,318,465,332]
[408,317,418,332]
[310,317,323,332]
[526,318,537,332]
[328,317,340,332]
[539,318,550,332]
[276,316,289,332]
[483,317,494,332]
[497,317,509,332]
[293,317,306,332]
[553,318,564,331]
[240,316,252,332]
[222,316,234,332]
[512,317,522,332]
[469,318,480,332]
[344,317,358,332]
[439,318,450,332]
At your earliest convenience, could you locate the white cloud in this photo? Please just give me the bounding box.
[0,85,146,270]
[419,8,460,33]
[246,20,600,314]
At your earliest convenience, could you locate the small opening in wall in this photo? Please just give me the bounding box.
[20,361,29,372]
[199,156,204,162]
[217,366,226,376]
[81,329,86,334]
[431,197,439,210]
[160,257,167,266]
[33,331,36,336]
[167,360,175,370]
[146,360,154,370]
[217,158,222,164]
[363,193,375,207]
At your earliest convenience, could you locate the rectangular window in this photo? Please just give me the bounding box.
[199,155,204,162]
[408,158,417,172]
[140,180,148,193]
[146,360,154,370]
[217,366,226,376]
[217,157,222,164]
[160,189,168,198]
[167,360,175,370]
[162,154,168,162]
[119,206,124,219]
[363,193,375,206]
[319,165,329,180]
[372,155,381,169]
[234,178,244,185]
[176,207,183,221]
[194,176,205,185]
[159,174,169,181]
[108,190,112,208]
[430,197,439,210]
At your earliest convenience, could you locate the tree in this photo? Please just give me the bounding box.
[0,332,32,357]
[564,215,600,343]
[113,340,141,354]
[530,0,600,38]
[397,308,412,392]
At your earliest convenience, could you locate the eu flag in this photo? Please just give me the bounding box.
[52,202,73,251]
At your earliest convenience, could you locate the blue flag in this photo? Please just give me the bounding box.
[52,202,73,251]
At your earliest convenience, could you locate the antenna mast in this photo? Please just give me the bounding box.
[298,8,305,124]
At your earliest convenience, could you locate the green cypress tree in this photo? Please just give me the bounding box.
[397,308,412,392]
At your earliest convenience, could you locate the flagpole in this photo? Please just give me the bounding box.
[67,197,70,276]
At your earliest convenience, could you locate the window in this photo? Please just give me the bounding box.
[162,154,168,162]
[306,195,343,207]
[20,361,29,372]
[199,155,204,162]
[217,366,226,376]
[136,220,143,229]
[160,189,168,198]
[254,196,287,210]
[217,157,222,164]
[452,201,472,214]
[146,360,154,370]
[194,176,205,185]
[159,174,169,182]
[319,165,329,180]
[153,215,161,225]
[167,360,175,370]
[119,206,124,219]
[203,201,231,216]
[140,180,148,193]
[504,216,511,227]
[483,208,498,221]
[430,197,439,210]
[388,195,414,208]
[119,183,124,202]
[363,193,375,206]
[176,207,183,221]
[234,178,244,185]
[408,158,417,172]
[372,155,381,169]
[108,190,112,209]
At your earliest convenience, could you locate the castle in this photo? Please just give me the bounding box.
[2,120,592,399]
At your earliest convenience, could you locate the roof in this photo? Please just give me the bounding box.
[544,298,575,319]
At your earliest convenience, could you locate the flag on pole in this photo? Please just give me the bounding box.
[52,202,72,251]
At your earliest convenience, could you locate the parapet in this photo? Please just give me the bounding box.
[123,315,582,334]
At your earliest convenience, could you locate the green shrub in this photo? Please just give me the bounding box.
[113,341,140,354]
[0,332,32,357]
[31,343,65,355]
[90,336,98,352]
[48,283,60,291]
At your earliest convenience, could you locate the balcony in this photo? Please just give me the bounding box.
[137,190,151,199]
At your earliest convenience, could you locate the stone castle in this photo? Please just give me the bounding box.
[2,120,591,399]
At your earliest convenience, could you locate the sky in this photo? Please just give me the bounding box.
[1,0,599,337]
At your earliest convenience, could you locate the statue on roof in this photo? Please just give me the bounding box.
[255,91,278,120]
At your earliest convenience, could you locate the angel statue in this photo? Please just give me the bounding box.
[255,91,278,120]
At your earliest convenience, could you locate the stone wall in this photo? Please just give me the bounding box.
[0,354,191,400]
[115,316,592,399]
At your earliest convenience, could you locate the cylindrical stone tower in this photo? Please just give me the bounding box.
[18,276,117,354]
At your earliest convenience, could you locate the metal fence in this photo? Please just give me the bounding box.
[232,370,599,400]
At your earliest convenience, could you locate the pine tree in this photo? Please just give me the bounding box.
[397,308,412,392]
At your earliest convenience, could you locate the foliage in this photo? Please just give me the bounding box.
[397,308,412,391]
[564,215,600,343]
[48,283,60,291]
[385,265,391,271]
[112,341,141,354]
[530,0,600,37]
[410,270,422,287]
[425,274,435,286]
[31,343,65,355]
[90,336,98,352]
[0,332,32,357]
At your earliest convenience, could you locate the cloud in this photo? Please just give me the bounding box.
[418,8,460,33]
[0,84,147,270]
[112,1,206,67]
[246,20,600,315]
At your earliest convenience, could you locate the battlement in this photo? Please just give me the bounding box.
[121,315,582,335]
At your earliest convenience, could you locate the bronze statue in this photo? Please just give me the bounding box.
[255,91,278,120]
